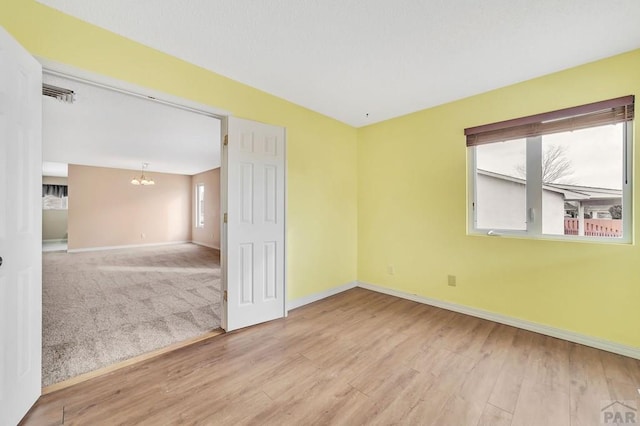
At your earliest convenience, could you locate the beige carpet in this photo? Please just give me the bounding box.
[42,243,222,387]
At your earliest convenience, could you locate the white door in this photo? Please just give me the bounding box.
[223,117,285,331]
[0,27,43,426]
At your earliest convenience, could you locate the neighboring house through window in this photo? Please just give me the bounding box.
[466,96,634,242]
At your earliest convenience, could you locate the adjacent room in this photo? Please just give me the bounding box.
[1,0,640,425]
[40,73,224,387]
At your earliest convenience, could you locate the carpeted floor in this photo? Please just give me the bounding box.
[42,243,222,387]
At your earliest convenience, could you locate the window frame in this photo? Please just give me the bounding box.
[467,112,633,244]
[195,182,205,228]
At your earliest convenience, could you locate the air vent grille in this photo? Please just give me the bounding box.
[43,83,75,104]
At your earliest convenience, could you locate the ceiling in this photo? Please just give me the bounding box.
[36,0,640,127]
[43,73,221,176]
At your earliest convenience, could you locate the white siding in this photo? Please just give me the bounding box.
[542,189,565,235]
[476,174,526,230]
[476,173,565,233]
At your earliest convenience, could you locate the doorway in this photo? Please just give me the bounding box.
[40,68,224,387]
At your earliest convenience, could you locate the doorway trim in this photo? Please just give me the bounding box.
[38,56,289,336]
[38,58,234,378]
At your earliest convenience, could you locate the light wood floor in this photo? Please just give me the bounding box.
[22,288,640,425]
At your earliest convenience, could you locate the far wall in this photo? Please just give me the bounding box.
[191,168,221,249]
[68,164,192,250]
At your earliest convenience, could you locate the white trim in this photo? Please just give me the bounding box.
[191,241,220,251]
[42,239,67,244]
[67,241,190,253]
[622,120,633,244]
[283,127,288,318]
[220,118,229,331]
[287,281,358,311]
[358,281,640,360]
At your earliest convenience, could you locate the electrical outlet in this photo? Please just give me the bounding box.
[387,265,395,275]
[141,233,146,239]
[448,275,457,287]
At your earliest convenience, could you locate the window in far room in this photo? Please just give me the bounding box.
[466,96,634,243]
[42,184,68,210]
[196,183,205,228]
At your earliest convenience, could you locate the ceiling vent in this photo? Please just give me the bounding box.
[42,83,75,104]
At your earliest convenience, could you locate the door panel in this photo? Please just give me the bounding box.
[224,117,285,331]
[0,26,43,426]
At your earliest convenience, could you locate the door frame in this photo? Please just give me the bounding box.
[36,58,288,337]
[219,118,229,330]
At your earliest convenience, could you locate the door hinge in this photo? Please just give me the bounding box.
[223,135,228,146]
[223,212,228,223]
[223,290,228,302]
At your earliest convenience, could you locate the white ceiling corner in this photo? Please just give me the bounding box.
[36,0,640,127]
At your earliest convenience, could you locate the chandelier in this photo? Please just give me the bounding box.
[131,163,155,186]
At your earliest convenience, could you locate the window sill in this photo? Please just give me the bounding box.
[467,230,633,246]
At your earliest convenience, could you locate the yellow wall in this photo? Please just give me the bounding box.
[0,0,358,300]
[358,48,640,348]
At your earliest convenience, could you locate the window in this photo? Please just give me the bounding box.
[466,96,634,242]
[195,183,205,228]
[42,184,68,210]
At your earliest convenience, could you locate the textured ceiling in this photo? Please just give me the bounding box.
[37,0,640,127]
[43,74,221,176]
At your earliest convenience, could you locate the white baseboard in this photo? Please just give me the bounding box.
[287,281,358,311]
[42,239,67,244]
[358,281,640,360]
[191,241,220,251]
[67,241,191,253]
[283,279,640,359]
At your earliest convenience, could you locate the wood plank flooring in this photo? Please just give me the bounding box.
[21,288,640,425]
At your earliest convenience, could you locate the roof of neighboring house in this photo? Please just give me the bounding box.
[544,182,622,202]
[477,169,622,203]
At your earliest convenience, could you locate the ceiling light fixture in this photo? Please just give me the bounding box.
[131,163,155,186]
